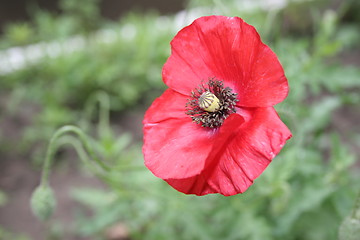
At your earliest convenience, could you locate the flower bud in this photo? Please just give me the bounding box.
[30,185,56,221]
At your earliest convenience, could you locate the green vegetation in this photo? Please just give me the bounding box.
[1,0,359,239]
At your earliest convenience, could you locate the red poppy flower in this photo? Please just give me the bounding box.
[143,15,292,196]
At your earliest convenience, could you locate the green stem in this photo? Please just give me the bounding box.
[40,125,110,186]
[97,91,111,139]
[82,91,111,139]
[55,135,103,176]
[351,192,360,220]
[263,9,280,40]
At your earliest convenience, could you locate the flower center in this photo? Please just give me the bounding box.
[198,91,220,112]
[186,78,238,128]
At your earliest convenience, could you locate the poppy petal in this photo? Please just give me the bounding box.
[163,15,288,107]
[165,107,292,196]
[143,89,215,179]
[143,88,188,124]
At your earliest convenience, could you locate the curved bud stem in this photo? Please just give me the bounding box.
[40,125,110,186]
[55,135,103,176]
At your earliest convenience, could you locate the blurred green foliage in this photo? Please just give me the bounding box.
[1,0,360,239]
[0,227,30,240]
[0,191,7,207]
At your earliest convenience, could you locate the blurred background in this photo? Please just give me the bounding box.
[0,0,359,239]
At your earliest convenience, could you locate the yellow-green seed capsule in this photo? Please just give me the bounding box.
[198,91,220,112]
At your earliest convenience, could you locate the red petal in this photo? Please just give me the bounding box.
[143,89,214,179]
[163,15,288,107]
[165,107,292,196]
[143,89,188,124]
